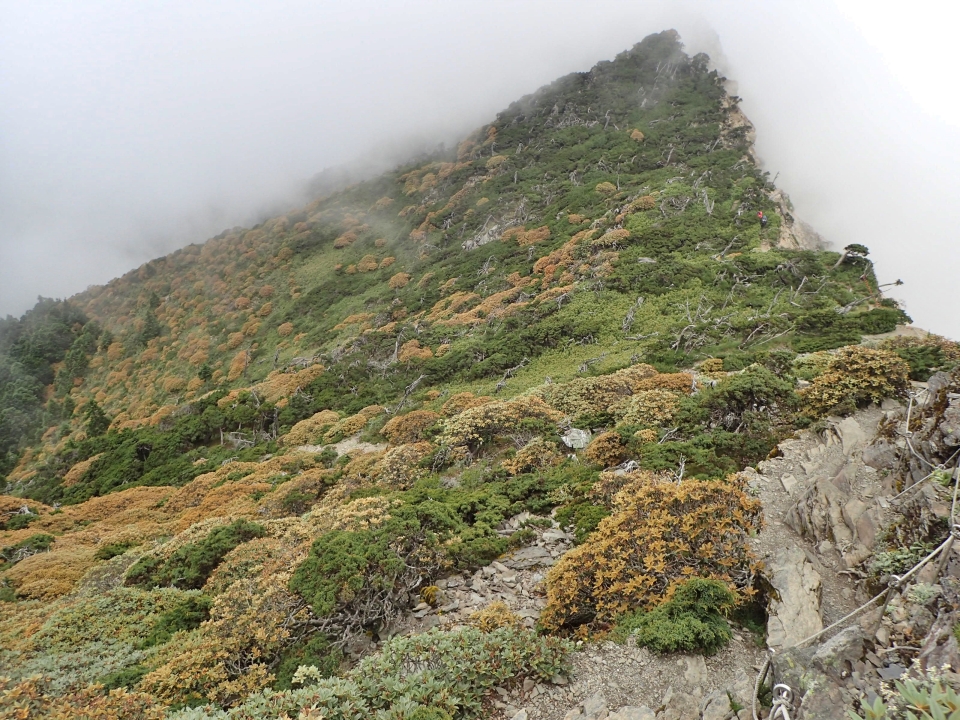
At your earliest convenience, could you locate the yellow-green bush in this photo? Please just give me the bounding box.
[530,363,658,417]
[376,442,434,487]
[801,346,909,416]
[502,438,562,476]
[466,600,523,632]
[439,397,563,451]
[612,389,681,428]
[322,405,383,442]
[281,410,340,446]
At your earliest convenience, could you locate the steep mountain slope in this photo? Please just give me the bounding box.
[0,30,953,720]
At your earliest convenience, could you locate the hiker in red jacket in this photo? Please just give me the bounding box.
[757,210,768,228]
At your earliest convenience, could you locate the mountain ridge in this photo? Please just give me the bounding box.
[1,30,957,719]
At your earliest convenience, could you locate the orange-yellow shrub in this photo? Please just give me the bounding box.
[540,473,762,630]
[227,351,248,382]
[5,546,98,600]
[630,129,645,142]
[592,228,630,248]
[381,410,440,445]
[441,392,494,417]
[333,313,374,331]
[333,229,358,248]
[595,181,617,195]
[397,339,433,363]
[389,272,411,289]
[635,372,694,393]
[626,195,657,212]
[0,676,166,720]
[379,256,396,269]
[277,322,293,337]
[357,254,379,273]
[502,225,551,246]
[162,376,186,393]
[140,577,309,705]
[584,431,627,468]
[62,453,102,487]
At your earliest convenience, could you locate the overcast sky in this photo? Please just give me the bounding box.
[2,0,958,337]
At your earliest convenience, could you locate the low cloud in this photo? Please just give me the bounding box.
[2,0,957,337]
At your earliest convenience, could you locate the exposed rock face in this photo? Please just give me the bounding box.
[767,188,825,250]
[766,545,823,650]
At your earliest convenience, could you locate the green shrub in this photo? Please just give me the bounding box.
[894,345,947,381]
[554,502,610,543]
[271,633,343,691]
[612,578,735,654]
[94,540,137,561]
[169,626,570,720]
[2,510,37,531]
[857,307,907,335]
[98,663,149,690]
[126,520,265,590]
[142,593,213,648]
[0,532,54,571]
[289,506,447,629]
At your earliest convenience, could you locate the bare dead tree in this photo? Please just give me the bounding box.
[625,331,660,341]
[494,358,529,394]
[622,296,645,333]
[389,373,427,415]
[578,352,609,374]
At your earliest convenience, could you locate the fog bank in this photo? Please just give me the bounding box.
[2,0,958,337]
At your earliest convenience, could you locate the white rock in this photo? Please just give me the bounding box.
[562,428,592,449]
[836,416,867,455]
[683,655,708,686]
[609,708,655,720]
[780,473,798,493]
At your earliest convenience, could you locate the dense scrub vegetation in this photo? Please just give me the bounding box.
[0,31,949,719]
